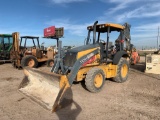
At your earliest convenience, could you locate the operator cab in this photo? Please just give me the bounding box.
[64,22,127,68]
[19,36,44,57]
[0,34,13,51]
[20,36,40,50]
[86,23,125,61]
[0,34,13,60]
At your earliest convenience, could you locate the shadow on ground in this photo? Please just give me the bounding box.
[55,88,82,120]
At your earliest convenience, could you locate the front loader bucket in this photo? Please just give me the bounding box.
[19,67,71,112]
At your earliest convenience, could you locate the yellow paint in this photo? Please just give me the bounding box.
[76,64,117,81]
[97,64,117,78]
[121,64,128,78]
[94,73,103,88]
[87,23,124,30]
[76,66,93,81]
[77,47,99,59]
[76,47,101,68]
[105,23,124,29]
[59,75,70,88]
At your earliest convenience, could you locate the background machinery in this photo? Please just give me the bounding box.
[10,33,56,68]
[111,23,140,65]
[145,51,160,74]
[19,21,130,112]
[0,34,13,62]
[10,27,63,68]
[129,44,140,65]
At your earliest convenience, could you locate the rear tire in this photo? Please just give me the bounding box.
[21,55,38,68]
[47,59,54,67]
[85,68,105,93]
[112,58,129,83]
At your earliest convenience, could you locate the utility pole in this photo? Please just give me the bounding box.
[158,26,160,50]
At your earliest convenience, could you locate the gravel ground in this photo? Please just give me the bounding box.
[0,57,160,120]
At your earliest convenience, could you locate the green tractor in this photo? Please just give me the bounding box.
[0,34,13,62]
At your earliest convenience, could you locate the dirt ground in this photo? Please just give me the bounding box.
[0,57,160,120]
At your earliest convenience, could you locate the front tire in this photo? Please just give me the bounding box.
[85,68,105,93]
[113,58,129,83]
[47,59,54,67]
[21,55,38,68]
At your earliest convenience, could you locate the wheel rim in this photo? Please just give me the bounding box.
[94,73,103,88]
[49,61,54,67]
[121,64,128,78]
[28,59,35,67]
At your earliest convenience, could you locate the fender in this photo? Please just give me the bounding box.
[113,51,129,65]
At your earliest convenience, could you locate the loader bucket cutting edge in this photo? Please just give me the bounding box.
[19,67,71,112]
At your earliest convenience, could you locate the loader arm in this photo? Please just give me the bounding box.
[66,49,99,85]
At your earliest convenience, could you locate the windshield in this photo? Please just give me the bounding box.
[20,38,39,48]
[4,37,13,44]
[86,30,119,45]
[0,36,13,50]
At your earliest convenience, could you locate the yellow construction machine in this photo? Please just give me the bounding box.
[10,33,57,68]
[19,21,130,112]
[10,32,56,68]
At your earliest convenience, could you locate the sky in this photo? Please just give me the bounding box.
[0,0,160,49]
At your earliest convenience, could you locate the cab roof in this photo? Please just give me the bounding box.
[0,34,12,37]
[21,36,39,39]
[87,23,125,32]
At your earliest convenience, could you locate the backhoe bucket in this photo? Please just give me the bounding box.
[19,67,71,112]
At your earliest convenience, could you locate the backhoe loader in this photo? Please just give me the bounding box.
[10,33,57,68]
[19,21,130,112]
